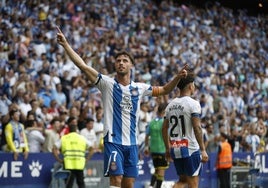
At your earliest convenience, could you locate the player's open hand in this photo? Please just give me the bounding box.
[56,26,67,46]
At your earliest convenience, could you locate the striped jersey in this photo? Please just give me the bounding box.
[95,74,152,146]
[164,96,201,158]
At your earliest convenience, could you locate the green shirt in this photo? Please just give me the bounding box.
[147,117,166,153]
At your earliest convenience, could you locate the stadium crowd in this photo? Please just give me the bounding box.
[0,0,267,155]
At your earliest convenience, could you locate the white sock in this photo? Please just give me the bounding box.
[109,186,120,188]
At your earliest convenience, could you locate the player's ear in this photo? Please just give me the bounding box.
[189,82,195,90]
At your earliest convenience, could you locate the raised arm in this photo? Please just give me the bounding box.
[56,26,98,83]
[152,64,188,96]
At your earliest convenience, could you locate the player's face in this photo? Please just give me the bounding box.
[114,54,133,75]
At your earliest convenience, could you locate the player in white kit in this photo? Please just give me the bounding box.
[162,73,209,188]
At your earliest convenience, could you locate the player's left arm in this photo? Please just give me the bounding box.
[192,116,205,151]
[192,116,209,163]
[152,64,188,96]
[162,118,172,161]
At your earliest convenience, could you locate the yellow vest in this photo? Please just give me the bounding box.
[61,132,87,170]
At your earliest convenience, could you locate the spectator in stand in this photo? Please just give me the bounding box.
[18,92,32,117]
[43,118,61,152]
[80,117,99,152]
[50,52,65,78]
[12,87,24,105]
[12,67,35,99]
[206,122,218,153]
[37,84,53,108]
[219,86,235,115]
[25,119,45,153]
[0,94,12,117]
[32,33,47,58]
[228,127,243,153]
[199,93,214,119]
[59,115,70,137]
[255,107,267,153]
[69,106,80,118]
[77,106,90,131]
[29,98,43,125]
[3,109,29,160]
[59,70,73,106]
[17,36,29,64]
[1,104,25,127]
[244,122,260,153]
[93,106,104,151]
[227,111,244,152]
[47,99,60,118]
[59,106,80,137]
[246,106,258,123]
[38,105,53,128]
[138,101,153,158]
[51,83,67,107]
[26,111,37,122]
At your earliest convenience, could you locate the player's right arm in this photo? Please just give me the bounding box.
[56,26,98,83]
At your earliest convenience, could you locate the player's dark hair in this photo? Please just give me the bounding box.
[115,50,135,65]
[177,73,195,90]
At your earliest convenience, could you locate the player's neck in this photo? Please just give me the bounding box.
[115,74,131,86]
[179,91,191,97]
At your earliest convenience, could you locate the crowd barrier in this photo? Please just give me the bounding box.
[0,152,268,188]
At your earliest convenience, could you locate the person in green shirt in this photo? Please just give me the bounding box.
[144,103,169,188]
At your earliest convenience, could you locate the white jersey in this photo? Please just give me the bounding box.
[95,74,152,146]
[165,96,201,158]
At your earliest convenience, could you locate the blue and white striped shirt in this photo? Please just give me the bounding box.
[96,74,153,146]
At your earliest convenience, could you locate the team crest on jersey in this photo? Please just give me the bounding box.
[110,162,117,171]
[123,95,130,102]
[120,95,133,112]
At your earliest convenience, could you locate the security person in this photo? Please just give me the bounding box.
[216,132,232,188]
[53,116,94,188]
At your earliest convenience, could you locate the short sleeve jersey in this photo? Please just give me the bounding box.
[164,96,201,158]
[95,74,152,146]
[147,117,166,153]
